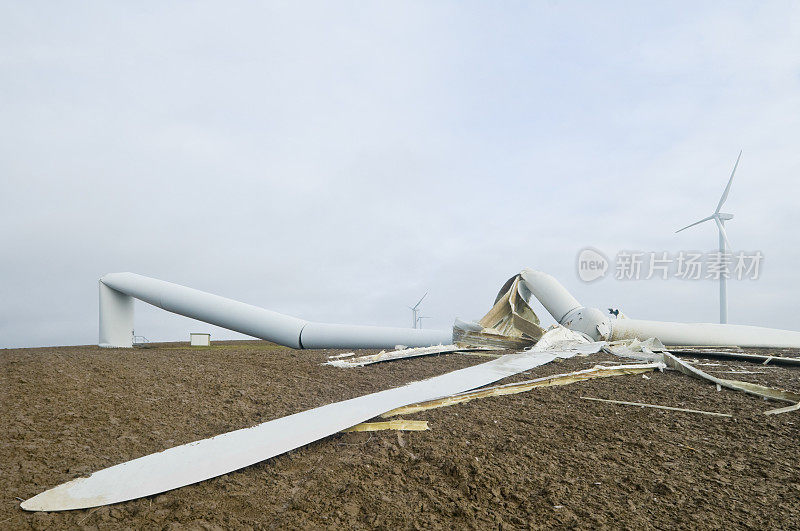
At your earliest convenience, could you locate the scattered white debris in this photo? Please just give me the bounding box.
[22,346,583,511]
[327,352,357,360]
[325,344,495,368]
[662,352,800,405]
[343,420,428,432]
[382,362,664,417]
[580,396,732,417]
[765,402,800,416]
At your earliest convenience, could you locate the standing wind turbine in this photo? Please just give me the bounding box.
[675,150,742,324]
[416,315,432,329]
[408,292,428,329]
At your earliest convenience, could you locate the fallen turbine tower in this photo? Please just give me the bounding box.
[100,270,800,351]
[520,269,800,349]
[99,272,452,349]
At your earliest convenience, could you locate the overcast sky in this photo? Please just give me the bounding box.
[2,2,800,348]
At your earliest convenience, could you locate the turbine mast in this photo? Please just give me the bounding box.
[674,151,741,324]
[719,220,728,324]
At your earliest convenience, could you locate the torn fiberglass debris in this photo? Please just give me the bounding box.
[381,362,664,417]
[325,344,499,368]
[661,351,800,404]
[343,420,429,432]
[453,274,545,349]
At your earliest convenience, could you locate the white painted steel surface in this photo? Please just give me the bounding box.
[101,272,306,348]
[718,224,728,324]
[519,269,581,322]
[300,322,450,349]
[609,318,800,348]
[520,269,800,348]
[22,348,574,511]
[98,272,452,349]
[98,281,134,348]
[675,151,742,324]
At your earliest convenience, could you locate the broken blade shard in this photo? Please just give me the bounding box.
[22,348,574,511]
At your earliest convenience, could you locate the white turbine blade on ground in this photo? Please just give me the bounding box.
[714,216,732,250]
[715,150,742,213]
[675,214,714,233]
[21,346,587,512]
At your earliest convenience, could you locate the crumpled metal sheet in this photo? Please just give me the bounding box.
[530,325,603,354]
[453,274,545,349]
[604,337,666,363]
[452,326,536,350]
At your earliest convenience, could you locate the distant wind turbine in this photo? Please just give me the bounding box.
[675,150,742,324]
[416,315,432,329]
[408,292,427,329]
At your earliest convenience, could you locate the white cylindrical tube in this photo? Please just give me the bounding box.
[99,281,134,348]
[559,307,611,341]
[300,322,452,349]
[518,269,800,348]
[520,269,582,323]
[609,318,800,348]
[100,273,308,348]
[99,272,453,350]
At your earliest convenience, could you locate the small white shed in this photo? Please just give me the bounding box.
[189,333,211,346]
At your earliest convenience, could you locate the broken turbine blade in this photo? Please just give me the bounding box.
[21,347,580,512]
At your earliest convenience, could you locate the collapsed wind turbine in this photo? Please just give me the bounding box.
[675,151,742,324]
[20,268,800,511]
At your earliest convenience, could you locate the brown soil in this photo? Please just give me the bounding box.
[2,341,800,529]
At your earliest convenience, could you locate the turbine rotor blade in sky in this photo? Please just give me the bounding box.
[412,292,428,310]
[675,214,715,233]
[714,216,732,251]
[715,150,742,213]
